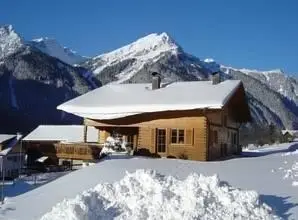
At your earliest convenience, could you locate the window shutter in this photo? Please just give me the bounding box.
[185,129,193,145]
[151,128,156,153]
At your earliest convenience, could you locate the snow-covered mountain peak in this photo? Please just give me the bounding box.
[204,58,215,63]
[90,32,182,78]
[0,25,23,59]
[222,65,285,75]
[28,37,87,65]
[94,32,180,62]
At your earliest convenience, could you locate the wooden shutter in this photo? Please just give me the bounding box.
[151,128,156,153]
[185,129,193,145]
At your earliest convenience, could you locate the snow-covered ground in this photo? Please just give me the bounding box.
[0,142,297,219]
[1,172,69,198]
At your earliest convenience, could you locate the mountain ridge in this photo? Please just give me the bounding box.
[0,26,297,132]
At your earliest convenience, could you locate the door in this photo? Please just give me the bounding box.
[156,129,167,155]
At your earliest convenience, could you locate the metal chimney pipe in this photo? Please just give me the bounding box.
[151,72,161,90]
[211,72,221,85]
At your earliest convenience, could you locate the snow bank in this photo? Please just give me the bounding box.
[41,170,278,220]
[282,149,298,156]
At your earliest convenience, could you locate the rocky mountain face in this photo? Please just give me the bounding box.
[28,38,88,65]
[221,67,298,129]
[1,26,297,134]
[0,25,23,59]
[83,33,211,85]
[0,26,100,133]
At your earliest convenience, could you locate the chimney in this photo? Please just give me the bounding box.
[211,71,221,85]
[152,72,161,90]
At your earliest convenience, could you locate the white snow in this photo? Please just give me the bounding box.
[0,142,297,219]
[100,136,130,156]
[92,32,179,83]
[0,25,23,59]
[23,125,98,142]
[245,143,298,191]
[0,135,16,144]
[221,66,284,81]
[57,80,242,120]
[282,150,298,156]
[29,37,87,65]
[1,172,69,199]
[0,147,12,156]
[36,156,49,163]
[41,170,279,220]
[281,129,298,136]
[204,58,215,63]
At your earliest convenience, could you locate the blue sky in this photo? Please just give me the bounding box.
[1,0,298,75]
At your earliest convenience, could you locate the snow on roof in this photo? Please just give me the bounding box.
[36,156,49,163]
[57,80,242,120]
[0,134,16,144]
[282,130,298,136]
[23,125,98,142]
[0,147,13,156]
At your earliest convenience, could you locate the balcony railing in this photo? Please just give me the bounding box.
[54,142,103,160]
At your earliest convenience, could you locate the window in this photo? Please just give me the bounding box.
[171,129,185,144]
[156,129,166,153]
[127,135,134,147]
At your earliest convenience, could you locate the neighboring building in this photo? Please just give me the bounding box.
[22,125,100,167]
[0,134,24,179]
[281,130,298,142]
[57,73,251,161]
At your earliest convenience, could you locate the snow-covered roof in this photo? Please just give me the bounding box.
[23,125,98,142]
[36,156,49,163]
[57,80,242,120]
[0,147,13,156]
[0,134,16,144]
[282,130,298,136]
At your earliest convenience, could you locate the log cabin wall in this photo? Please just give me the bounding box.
[206,107,240,160]
[137,117,208,160]
[85,112,209,161]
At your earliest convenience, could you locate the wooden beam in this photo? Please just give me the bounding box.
[83,125,87,143]
[85,116,207,129]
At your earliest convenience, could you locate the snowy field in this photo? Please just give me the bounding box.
[0,142,297,219]
[1,171,69,198]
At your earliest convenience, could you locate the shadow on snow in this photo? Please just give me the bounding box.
[260,195,298,219]
[241,143,298,157]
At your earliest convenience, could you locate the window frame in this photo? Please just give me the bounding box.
[170,128,186,145]
[156,128,166,153]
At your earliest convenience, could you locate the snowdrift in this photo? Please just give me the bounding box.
[41,170,279,220]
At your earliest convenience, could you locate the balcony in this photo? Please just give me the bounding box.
[54,142,103,160]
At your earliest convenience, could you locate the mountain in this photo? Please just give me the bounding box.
[0,25,100,133]
[82,32,298,130]
[0,25,23,59]
[222,66,298,105]
[83,33,211,85]
[221,66,298,129]
[28,37,88,65]
[1,26,297,133]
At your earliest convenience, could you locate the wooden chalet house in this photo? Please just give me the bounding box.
[57,73,251,161]
[0,134,24,178]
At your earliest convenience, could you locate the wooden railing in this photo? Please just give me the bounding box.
[54,142,102,160]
